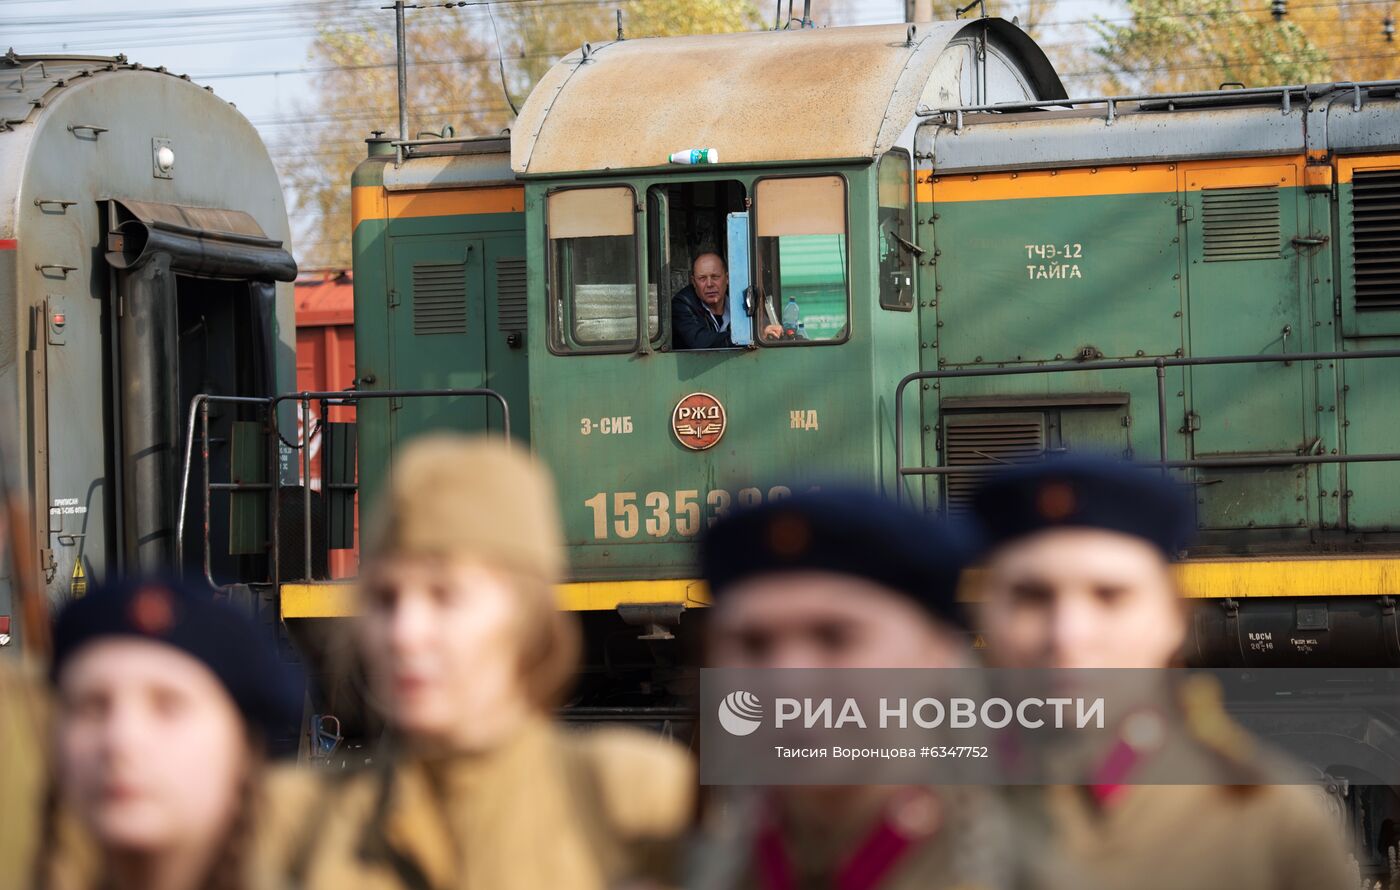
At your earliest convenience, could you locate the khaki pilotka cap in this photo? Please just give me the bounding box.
[361,434,567,583]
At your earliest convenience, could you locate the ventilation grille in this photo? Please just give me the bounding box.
[1202,187,1281,262]
[496,257,527,331]
[943,416,1045,514]
[1352,170,1400,309]
[412,262,468,335]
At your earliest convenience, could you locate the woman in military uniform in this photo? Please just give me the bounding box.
[967,458,1358,890]
[690,489,1069,890]
[39,575,303,890]
[267,434,694,890]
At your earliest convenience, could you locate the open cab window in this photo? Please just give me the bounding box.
[648,180,747,350]
[754,175,850,345]
[878,151,916,310]
[548,186,651,353]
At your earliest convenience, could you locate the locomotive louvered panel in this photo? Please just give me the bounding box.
[412,261,468,335]
[1352,170,1400,309]
[496,257,527,331]
[1201,187,1281,262]
[942,416,1045,514]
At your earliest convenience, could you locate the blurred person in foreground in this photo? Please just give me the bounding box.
[39,575,303,890]
[0,499,53,889]
[265,434,694,890]
[690,489,1065,890]
[968,458,1356,890]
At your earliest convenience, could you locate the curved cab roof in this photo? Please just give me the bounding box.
[512,19,1064,176]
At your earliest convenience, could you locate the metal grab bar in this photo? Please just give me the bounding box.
[176,387,512,590]
[893,347,1400,504]
[176,394,274,589]
[268,388,511,585]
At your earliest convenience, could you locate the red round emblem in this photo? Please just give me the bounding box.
[672,392,727,451]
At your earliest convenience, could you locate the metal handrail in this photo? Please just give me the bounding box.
[176,387,511,589]
[268,388,511,584]
[918,79,1400,129]
[893,347,1400,505]
[176,393,273,589]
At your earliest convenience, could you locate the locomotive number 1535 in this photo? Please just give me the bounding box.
[582,486,795,540]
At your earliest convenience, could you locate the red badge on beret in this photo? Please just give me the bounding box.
[766,514,811,558]
[128,586,176,636]
[1035,481,1077,522]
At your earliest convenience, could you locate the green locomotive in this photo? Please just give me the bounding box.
[326,19,1400,674]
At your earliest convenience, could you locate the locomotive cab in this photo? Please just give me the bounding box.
[511,21,1064,607]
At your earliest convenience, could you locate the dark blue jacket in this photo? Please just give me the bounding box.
[671,285,733,350]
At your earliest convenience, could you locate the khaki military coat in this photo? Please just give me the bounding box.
[259,717,695,890]
[687,785,1073,890]
[0,659,50,890]
[1045,782,1355,890]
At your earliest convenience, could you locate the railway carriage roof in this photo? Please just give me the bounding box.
[0,53,192,130]
[510,20,1063,176]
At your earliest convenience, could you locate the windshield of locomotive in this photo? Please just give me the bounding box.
[754,175,850,344]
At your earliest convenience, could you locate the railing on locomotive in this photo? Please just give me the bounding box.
[176,388,511,589]
[893,347,1400,504]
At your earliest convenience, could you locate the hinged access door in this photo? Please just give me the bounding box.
[387,235,488,446]
[1181,163,1310,531]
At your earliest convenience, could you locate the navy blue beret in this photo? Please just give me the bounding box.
[51,575,304,737]
[969,458,1195,559]
[699,488,975,627]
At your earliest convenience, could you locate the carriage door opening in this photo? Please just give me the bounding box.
[104,199,295,580]
[1180,164,1310,532]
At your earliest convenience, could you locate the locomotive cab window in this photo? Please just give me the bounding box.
[754,175,850,344]
[878,151,915,310]
[647,180,747,351]
[547,186,645,352]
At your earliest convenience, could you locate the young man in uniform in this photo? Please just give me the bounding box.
[263,434,695,890]
[968,458,1357,890]
[691,489,1064,890]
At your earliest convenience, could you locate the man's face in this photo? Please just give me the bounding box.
[707,572,966,669]
[974,527,1186,670]
[690,254,729,314]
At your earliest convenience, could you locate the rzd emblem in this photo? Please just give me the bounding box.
[672,392,726,451]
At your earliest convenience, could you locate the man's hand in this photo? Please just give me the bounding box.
[761,324,784,340]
